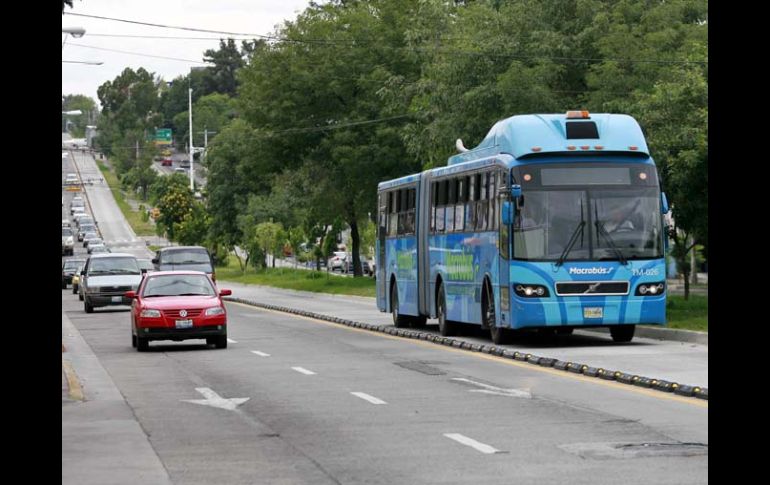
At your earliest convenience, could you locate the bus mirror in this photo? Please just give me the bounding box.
[502,201,514,225]
[661,192,670,214]
[511,184,522,198]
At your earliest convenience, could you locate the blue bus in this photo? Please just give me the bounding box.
[375,111,669,344]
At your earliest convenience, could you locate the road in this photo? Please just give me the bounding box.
[62,149,708,484]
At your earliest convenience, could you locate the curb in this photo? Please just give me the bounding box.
[579,326,707,346]
[62,360,85,401]
[225,297,707,401]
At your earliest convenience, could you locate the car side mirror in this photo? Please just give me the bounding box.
[141,268,147,274]
[151,258,158,264]
[125,291,137,299]
[219,289,232,297]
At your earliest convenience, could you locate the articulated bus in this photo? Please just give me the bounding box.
[375,111,670,344]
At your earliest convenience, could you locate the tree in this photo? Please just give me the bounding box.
[254,222,284,269]
[62,94,97,137]
[175,202,210,246]
[202,39,247,96]
[156,185,195,241]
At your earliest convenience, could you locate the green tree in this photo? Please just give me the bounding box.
[175,202,210,246]
[62,94,97,137]
[254,222,284,268]
[157,185,194,241]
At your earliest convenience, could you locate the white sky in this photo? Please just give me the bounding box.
[62,0,313,107]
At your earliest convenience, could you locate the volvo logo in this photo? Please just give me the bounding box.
[584,283,602,294]
[179,310,188,317]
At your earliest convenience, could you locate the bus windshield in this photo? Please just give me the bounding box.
[512,164,663,262]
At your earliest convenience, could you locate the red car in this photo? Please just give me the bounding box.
[126,271,232,352]
[161,158,173,166]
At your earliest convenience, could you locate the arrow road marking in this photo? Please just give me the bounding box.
[351,392,387,405]
[251,350,270,357]
[181,387,250,411]
[444,433,504,454]
[451,378,531,398]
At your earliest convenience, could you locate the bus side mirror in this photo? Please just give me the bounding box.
[502,201,514,225]
[661,192,669,214]
[511,184,522,199]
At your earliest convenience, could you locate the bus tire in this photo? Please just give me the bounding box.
[610,325,635,343]
[485,283,509,345]
[437,283,455,336]
[391,282,410,328]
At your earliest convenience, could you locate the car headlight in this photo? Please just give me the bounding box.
[204,307,225,316]
[140,309,162,318]
[514,284,550,298]
[635,282,665,296]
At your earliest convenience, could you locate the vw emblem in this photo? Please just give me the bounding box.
[179,310,188,317]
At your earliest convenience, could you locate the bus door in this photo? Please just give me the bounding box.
[376,191,387,309]
[497,169,511,326]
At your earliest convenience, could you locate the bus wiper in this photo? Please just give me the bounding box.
[594,220,628,265]
[556,199,586,267]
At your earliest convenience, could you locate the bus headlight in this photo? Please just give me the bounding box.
[514,284,550,298]
[636,282,665,296]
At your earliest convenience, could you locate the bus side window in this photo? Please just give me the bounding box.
[465,174,476,231]
[455,177,465,232]
[436,179,447,233]
[446,178,457,232]
[476,172,488,231]
[389,191,398,237]
[430,182,437,233]
[378,192,387,238]
[489,171,498,231]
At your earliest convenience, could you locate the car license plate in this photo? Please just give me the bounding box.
[112,296,123,303]
[584,307,603,319]
[175,319,193,329]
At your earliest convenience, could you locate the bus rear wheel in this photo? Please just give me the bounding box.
[437,284,456,336]
[391,282,410,328]
[610,325,635,343]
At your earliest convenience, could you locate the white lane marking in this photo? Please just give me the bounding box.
[292,366,316,375]
[251,350,270,357]
[181,387,250,411]
[451,378,531,398]
[351,392,387,405]
[443,433,503,454]
[227,338,238,343]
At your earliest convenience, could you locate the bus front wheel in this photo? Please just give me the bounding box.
[485,283,510,345]
[610,325,635,343]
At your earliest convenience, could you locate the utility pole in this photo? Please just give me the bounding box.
[188,87,194,191]
[197,127,217,168]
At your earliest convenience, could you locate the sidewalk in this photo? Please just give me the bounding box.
[62,311,171,485]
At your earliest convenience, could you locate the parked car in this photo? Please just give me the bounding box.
[127,271,232,351]
[62,258,86,289]
[80,253,143,313]
[329,251,348,272]
[153,246,216,281]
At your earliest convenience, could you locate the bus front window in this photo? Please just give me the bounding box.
[513,187,662,262]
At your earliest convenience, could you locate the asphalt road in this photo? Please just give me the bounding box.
[62,148,707,484]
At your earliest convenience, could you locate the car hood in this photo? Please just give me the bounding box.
[86,274,143,287]
[140,295,222,309]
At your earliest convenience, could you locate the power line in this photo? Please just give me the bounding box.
[67,42,209,64]
[88,33,256,41]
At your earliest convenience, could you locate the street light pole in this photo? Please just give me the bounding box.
[188,87,194,191]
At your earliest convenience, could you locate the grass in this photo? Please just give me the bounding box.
[216,257,376,297]
[662,295,708,332]
[96,161,156,236]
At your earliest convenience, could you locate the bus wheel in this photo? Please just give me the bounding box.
[610,325,635,343]
[485,284,509,345]
[437,284,455,336]
[391,282,410,328]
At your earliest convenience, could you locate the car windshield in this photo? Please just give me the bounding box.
[89,257,139,275]
[63,260,83,270]
[163,250,211,265]
[142,274,216,297]
[512,163,663,262]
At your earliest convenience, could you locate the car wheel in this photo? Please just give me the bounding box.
[391,282,410,328]
[78,292,84,301]
[137,337,149,351]
[214,335,228,349]
[437,283,455,336]
[610,325,635,343]
[131,333,137,348]
[84,298,94,314]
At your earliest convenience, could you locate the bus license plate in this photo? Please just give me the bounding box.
[584,307,603,319]
[175,319,193,329]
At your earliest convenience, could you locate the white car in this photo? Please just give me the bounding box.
[329,251,349,272]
